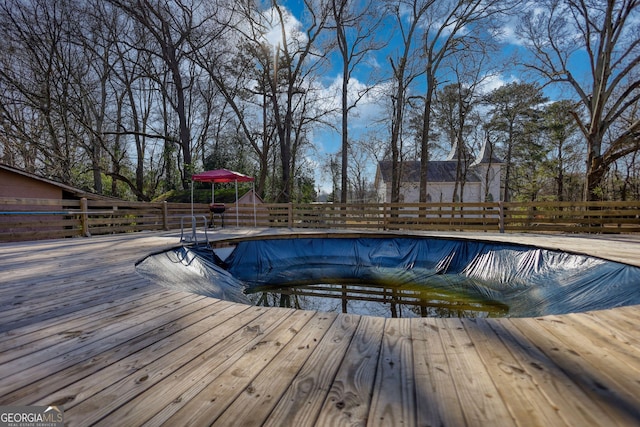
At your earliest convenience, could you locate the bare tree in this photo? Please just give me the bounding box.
[322,152,341,202]
[434,83,476,201]
[0,0,87,184]
[519,0,640,201]
[265,1,332,202]
[107,0,203,189]
[193,37,274,197]
[383,0,432,203]
[347,136,380,202]
[191,0,332,201]
[329,0,383,203]
[102,3,174,200]
[417,0,517,203]
[432,46,499,202]
[70,0,122,195]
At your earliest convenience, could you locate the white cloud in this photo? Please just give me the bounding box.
[260,6,307,54]
[491,23,523,46]
[477,74,519,94]
[308,75,391,193]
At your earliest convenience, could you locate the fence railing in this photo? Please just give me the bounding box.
[1,197,639,242]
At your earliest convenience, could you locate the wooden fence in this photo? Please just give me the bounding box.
[1,197,639,242]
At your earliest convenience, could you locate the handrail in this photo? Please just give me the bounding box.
[180,215,210,245]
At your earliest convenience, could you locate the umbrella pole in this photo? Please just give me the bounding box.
[235,180,239,227]
[253,182,256,227]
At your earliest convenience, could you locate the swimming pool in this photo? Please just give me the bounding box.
[136,234,640,318]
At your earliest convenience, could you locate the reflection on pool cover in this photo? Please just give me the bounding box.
[135,236,640,318]
[245,279,510,318]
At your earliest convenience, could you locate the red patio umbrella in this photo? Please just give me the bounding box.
[191,169,256,227]
[192,169,255,184]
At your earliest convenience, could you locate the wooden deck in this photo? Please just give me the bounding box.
[1,229,639,426]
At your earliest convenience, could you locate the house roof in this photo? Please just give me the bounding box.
[0,163,110,200]
[376,138,502,185]
[376,160,482,184]
[471,136,502,166]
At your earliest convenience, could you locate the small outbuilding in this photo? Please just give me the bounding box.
[0,163,100,200]
[0,163,107,236]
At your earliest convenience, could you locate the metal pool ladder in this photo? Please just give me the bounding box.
[180,215,210,245]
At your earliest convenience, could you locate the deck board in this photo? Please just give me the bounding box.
[0,294,209,398]
[121,308,310,427]
[0,289,192,367]
[461,318,568,427]
[314,315,384,426]
[0,287,188,352]
[512,318,640,425]
[411,318,466,427]
[75,304,273,426]
[369,318,415,426]
[437,318,514,426]
[4,301,234,407]
[0,230,639,426]
[263,313,359,427]
[212,311,338,427]
[491,319,614,426]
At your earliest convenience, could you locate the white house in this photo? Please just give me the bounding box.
[374,139,502,203]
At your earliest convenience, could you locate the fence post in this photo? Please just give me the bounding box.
[382,203,389,230]
[162,200,169,231]
[80,198,90,237]
[162,201,169,231]
[498,201,505,233]
[288,203,293,228]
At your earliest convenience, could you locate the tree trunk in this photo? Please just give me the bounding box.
[585,155,606,201]
[91,139,103,194]
[419,68,435,203]
[584,133,605,201]
[390,96,402,204]
[502,125,514,203]
[340,60,349,203]
[165,50,192,189]
[556,143,564,201]
[276,105,292,203]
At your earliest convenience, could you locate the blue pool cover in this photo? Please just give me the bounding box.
[136,236,640,317]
